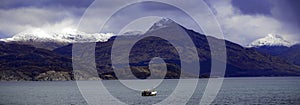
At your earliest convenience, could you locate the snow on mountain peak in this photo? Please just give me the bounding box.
[248,34,292,47]
[154,18,174,27]
[148,18,177,32]
[0,28,115,43]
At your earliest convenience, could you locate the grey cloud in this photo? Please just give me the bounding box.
[0,0,299,45]
[0,7,80,37]
[137,1,179,11]
[0,0,93,9]
[79,1,201,34]
[231,0,273,16]
[206,0,299,45]
[231,0,300,43]
[268,0,300,42]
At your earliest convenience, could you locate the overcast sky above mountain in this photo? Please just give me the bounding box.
[0,0,299,46]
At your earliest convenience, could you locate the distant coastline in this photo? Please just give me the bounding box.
[1,72,299,81]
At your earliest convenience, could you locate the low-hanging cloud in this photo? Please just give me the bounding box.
[207,0,299,45]
[0,6,80,37]
[0,0,299,46]
[0,0,93,37]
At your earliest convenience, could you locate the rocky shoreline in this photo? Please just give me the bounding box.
[0,70,102,81]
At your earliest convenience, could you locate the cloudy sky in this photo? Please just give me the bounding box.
[0,0,299,46]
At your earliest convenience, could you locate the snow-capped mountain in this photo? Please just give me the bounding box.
[0,18,177,43]
[0,28,115,43]
[248,34,292,47]
[147,18,177,32]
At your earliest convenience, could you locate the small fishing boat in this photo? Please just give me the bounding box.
[141,89,157,96]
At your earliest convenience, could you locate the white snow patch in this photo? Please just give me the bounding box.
[248,34,292,47]
[0,28,115,43]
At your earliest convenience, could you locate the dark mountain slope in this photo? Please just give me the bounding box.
[279,44,300,66]
[0,42,73,81]
[251,44,300,66]
[186,29,300,76]
[252,46,289,56]
[1,19,299,81]
[54,24,300,78]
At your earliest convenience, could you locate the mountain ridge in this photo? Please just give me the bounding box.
[0,28,115,43]
[248,34,300,66]
[55,20,300,78]
[0,28,115,50]
[1,19,300,81]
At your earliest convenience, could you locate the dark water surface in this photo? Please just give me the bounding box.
[0,77,299,105]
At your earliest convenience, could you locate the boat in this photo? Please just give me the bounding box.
[141,89,157,96]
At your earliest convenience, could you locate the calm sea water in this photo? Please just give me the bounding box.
[0,77,300,105]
